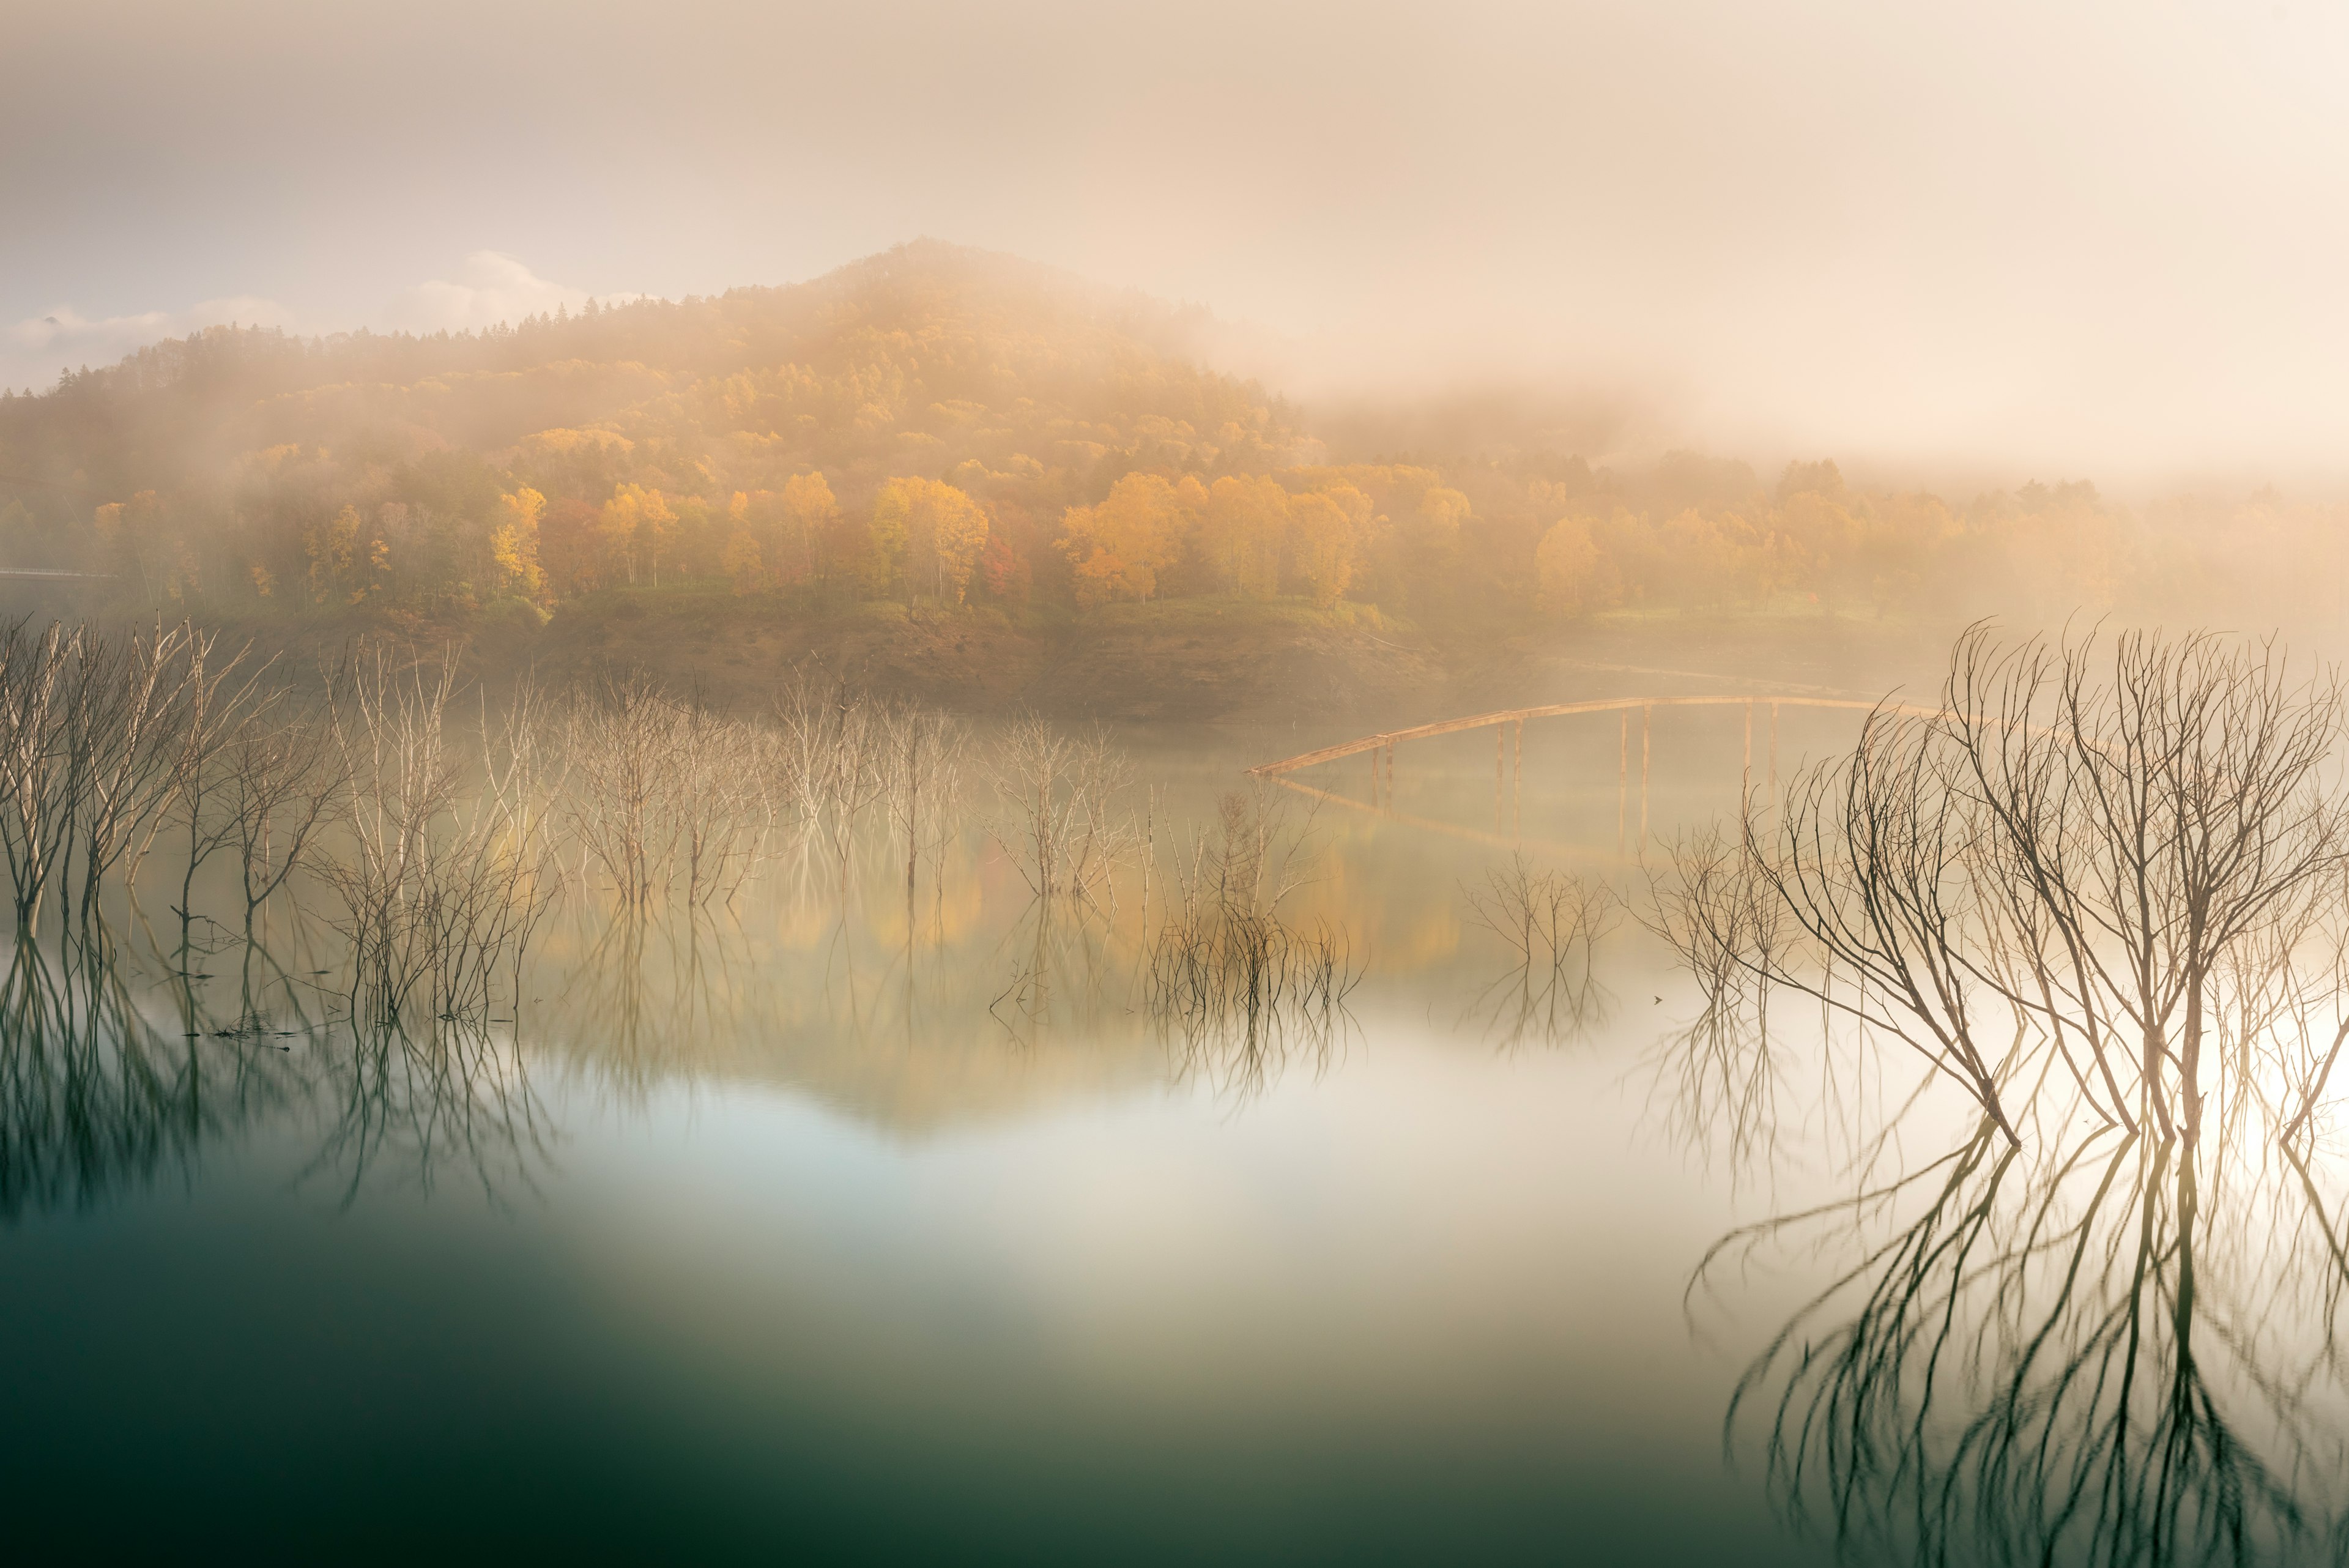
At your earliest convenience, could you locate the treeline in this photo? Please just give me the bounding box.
[4,242,2345,634]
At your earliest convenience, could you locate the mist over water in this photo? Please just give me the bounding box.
[10,1,2349,1562]
[0,677,1822,1564]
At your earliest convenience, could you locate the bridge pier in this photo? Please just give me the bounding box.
[1617,712,1627,855]
[1639,702,1651,847]
[1743,699,1753,794]
[1513,718,1524,841]
[1494,727,1505,829]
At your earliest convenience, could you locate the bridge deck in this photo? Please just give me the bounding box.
[1249,693,1946,776]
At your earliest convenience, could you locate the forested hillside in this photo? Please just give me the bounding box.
[2,240,2342,646]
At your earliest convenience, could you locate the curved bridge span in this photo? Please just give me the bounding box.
[1249,693,1947,855]
[1249,694,1942,778]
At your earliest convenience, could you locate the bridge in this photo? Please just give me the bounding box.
[1249,693,1946,854]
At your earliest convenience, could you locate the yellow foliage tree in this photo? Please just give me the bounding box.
[1286,490,1358,609]
[873,477,992,603]
[305,505,363,604]
[1059,474,1192,606]
[599,483,675,586]
[1535,517,1602,615]
[1323,481,1373,533]
[929,488,991,604]
[490,487,546,598]
[1201,475,1288,598]
[1417,486,1471,536]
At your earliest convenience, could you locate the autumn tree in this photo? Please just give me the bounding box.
[1200,475,1287,598]
[599,483,675,587]
[929,488,990,603]
[1418,486,1471,535]
[1535,517,1601,615]
[33,249,2339,633]
[1286,488,1364,609]
[1368,481,1469,615]
[767,471,835,587]
[92,489,192,601]
[304,505,369,604]
[1778,489,1860,611]
[1059,473,1193,606]
[490,487,546,598]
[873,477,992,604]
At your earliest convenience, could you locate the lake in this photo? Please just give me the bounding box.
[4,694,2343,1566]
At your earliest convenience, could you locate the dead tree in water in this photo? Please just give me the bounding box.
[0,619,257,931]
[67,622,225,924]
[1148,788,1352,1099]
[878,702,965,911]
[561,672,681,908]
[0,623,84,927]
[564,672,789,908]
[987,717,1132,910]
[1664,625,2349,1150]
[774,675,888,891]
[316,645,557,1027]
[1945,627,2347,1142]
[221,693,350,931]
[150,630,267,920]
[1759,711,2024,1146]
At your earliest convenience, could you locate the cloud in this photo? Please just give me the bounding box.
[1,295,297,391]
[384,251,633,333]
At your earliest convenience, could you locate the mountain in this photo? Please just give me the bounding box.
[1,241,2340,726]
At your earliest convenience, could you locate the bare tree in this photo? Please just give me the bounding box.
[220,691,349,931]
[1944,626,2347,1141]
[1148,787,1353,1100]
[987,716,1133,910]
[314,643,557,1028]
[1657,626,2349,1153]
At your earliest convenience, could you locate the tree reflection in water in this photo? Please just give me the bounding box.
[0,937,299,1217]
[1463,853,1616,1051]
[1654,628,2349,1564]
[299,1010,550,1210]
[1708,1107,2349,1566]
[0,927,550,1221]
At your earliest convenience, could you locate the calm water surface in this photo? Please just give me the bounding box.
[6,711,2340,1563]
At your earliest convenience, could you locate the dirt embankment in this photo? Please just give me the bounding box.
[524,594,1049,712]
[165,590,1946,731]
[505,593,1452,724]
[1017,604,1445,724]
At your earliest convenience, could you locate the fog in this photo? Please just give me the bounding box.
[19,12,2349,1563]
[8,0,2348,483]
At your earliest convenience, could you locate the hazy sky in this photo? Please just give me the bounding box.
[7,0,2347,482]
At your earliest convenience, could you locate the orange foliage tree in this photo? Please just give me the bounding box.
[1059,474,1193,605]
